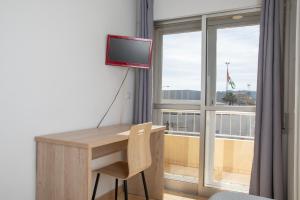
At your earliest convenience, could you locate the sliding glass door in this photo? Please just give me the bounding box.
[153,9,260,195]
[162,31,202,183]
[204,12,260,193]
[153,21,202,192]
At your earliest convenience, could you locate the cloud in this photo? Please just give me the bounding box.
[161,25,259,92]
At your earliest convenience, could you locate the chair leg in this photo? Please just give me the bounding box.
[123,180,128,200]
[115,179,118,200]
[92,173,100,200]
[141,171,149,200]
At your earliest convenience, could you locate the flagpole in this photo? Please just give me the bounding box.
[225,61,230,92]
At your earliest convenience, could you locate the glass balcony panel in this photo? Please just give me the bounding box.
[205,111,255,192]
[159,109,200,183]
[159,109,255,189]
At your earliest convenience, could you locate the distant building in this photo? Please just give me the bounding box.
[162,90,256,105]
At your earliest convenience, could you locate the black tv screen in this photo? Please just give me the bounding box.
[105,35,153,69]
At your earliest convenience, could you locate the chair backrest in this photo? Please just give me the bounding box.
[127,122,152,178]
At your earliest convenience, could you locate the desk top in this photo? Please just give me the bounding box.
[35,124,165,149]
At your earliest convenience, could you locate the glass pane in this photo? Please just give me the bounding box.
[160,30,202,183]
[205,111,255,192]
[206,13,260,106]
[162,31,202,104]
[160,109,200,183]
[215,25,259,106]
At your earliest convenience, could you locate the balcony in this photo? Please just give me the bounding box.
[161,110,255,192]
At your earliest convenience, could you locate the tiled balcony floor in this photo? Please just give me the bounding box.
[165,163,250,192]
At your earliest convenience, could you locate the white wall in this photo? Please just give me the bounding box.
[289,0,300,199]
[154,0,261,20]
[0,0,136,199]
[294,0,300,198]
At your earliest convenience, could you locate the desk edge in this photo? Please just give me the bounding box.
[35,125,165,149]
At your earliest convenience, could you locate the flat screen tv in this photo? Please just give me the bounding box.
[105,35,153,69]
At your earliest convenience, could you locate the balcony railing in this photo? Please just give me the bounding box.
[161,110,255,140]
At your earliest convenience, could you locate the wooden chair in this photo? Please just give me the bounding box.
[91,123,152,200]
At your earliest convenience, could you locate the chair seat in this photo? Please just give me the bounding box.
[94,161,129,180]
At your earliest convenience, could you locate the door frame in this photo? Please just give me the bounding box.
[153,7,261,197]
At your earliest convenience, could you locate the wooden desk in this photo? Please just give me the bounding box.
[35,124,165,200]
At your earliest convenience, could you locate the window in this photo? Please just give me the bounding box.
[153,10,260,194]
[162,31,202,104]
[214,26,259,106]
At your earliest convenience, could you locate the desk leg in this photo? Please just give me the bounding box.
[128,130,164,200]
[36,142,91,200]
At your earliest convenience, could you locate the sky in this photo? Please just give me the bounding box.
[162,25,259,92]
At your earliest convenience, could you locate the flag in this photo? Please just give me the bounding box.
[227,67,236,89]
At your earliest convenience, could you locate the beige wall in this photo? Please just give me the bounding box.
[164,135,254,176]
[165,134,200,168]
